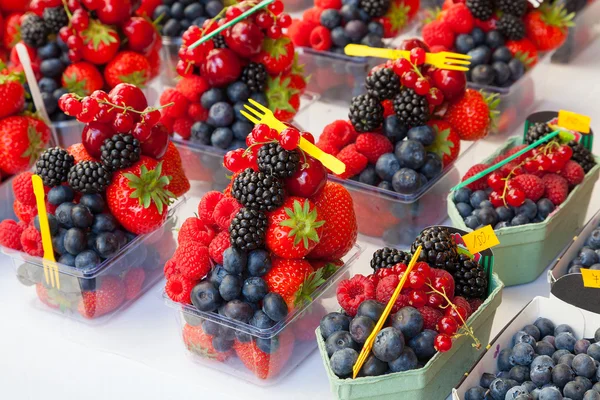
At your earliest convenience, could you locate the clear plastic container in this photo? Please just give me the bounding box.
[283,0,313,13]
[160,37,181,88]
[551,0,600,64]
[163,244,361,385]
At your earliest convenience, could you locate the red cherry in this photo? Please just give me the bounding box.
[132,122,152,142]
[300,131,315,144]
[278,13,292,28]
[401,71,418,88]
[71,9,89,31]
[408,290,427,308]
[392,58,412,77]
[427,293,444,308]
[436,316,459,335]
[392,263,408,275]
[201,48,242,87]
[408,271,426,289]
[82,0,102,10]
[431,69,467,102]
[224,148,246,172]
[267,0,283,15]
[434,334,453,352]
[113,112,134,133]
[255,11,274,29]
[280,128,300,150]
[82,122,115,158]
[487,172,505,191]
[142,110,161,127]
[506,188,526,207]
[96,0,131,25]
[123,17,158,55]
[489,191,504,208]
[284,155,327,198]
[224,21,264,58]
[426,87,444,106]
[67,0,81,11]
[108,83,148,114]
[410,48,426,65]
[557,145,573,161]
[445,305,468,322]
[140,123,169,158]
[267,24,282,39]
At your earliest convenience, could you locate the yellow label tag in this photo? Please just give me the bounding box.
[581,268,600,288]
[558,110,591,134]
[463,225,500,254]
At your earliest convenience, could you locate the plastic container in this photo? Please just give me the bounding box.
[551,0,600,64]
[284,0,313,13]
[164,244,362,385]
[448,136,600,287]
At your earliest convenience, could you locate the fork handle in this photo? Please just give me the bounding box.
[344,44,407,60]
[298,138,346,175]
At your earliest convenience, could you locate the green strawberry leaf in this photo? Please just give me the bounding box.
[385,2,411,32]
[82,19,118,51]
[266,75,300,113]
[63,73,90,96]
[427,126,454,157]
[262,37,291,61]
[125,162,175,214]
[118,71,148,88]
[21,121,45,165]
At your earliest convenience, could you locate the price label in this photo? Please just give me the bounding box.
[581,268,600,288]
[462,225,500,254]
[558,110,591,134]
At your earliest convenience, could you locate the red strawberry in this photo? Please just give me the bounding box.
[67,143,96,163]
[3,13,23,49]
[234,330,295,380]
[36,283,59,309]
[78,276,126,319]
[441,3,474,34]
[426,119,461,167]
[0,70,25,119]
[505,38,539,69]
[183,323,232,362]
[123,267,145,300]
[355,133,393,164]
[524,4,574,52]
[377,0,419,38]
[62,62,104,97]
[542,173,569,205]
[264,257,314,311]
[422,20,455,49]
[104,51,151,88]
[461,164,490,191]
[267,75,300,123]
[445,89,495,141]
[559,160,585,186]
[159,142,190,197]
[419,306,443,330]
[510,174,544,201]
[253,37,295,76]
[335,144,368,179]
[81,20,120,65]
[0,116,50,175]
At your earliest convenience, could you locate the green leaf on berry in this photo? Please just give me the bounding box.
[262,36,291,61]
[82,19,118,51]
[385,1,411,32]
[293,267,328,308]
[279,199,324,249]
[63,73,90,97]
[118,71,148,88]
[21,121,45,166]
[427,126,454,157]
[124,162,175,214]
[266,75,299,114]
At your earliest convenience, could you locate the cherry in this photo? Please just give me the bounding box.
[133,122,152,142]
[489,191,504,207]
[401,71,418,88]
[201,48,242,87]
[487,172,505,191]
[278,13,292,28]
[267,24,282,39]
[255,11,274,29]
[113,112,134,133]
[436,316,459,335]
[123,17,158,55]
[108,83,148,114]
[431,69,467,102]
[96,0,131,25]
[301,131,315,144]
[71,9,89,31]
[408,271,426,289]
[426,87,444,106]
[280,128,300,150]
[557,145,573,161]
[408,290,427,308]
[506,188,526,207]
[82,0,102,10]
[284,156,327,198]
[410,48,426,65]
[82,122,115,158]
[427,293,444,308]
[414,78,430,96]
[445,305,468,322]
[224,148,247,173]
[392,263,408,275]
[434,334,453,352]
[397,38,430,52]
[267,0,283,15]
[141,123,169,158]
[224,21,264,58]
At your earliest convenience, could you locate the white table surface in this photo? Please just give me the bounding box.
[2,37,600,400]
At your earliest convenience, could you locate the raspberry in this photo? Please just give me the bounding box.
[12,172,36,206]
[510,174,544,202]
[355,133,394,164]
[492,144,529,164]
[382,99,394,117]
[442,3,474,34]
[173,117,194,139]
[165,274,194,304]
[21,225,43,257]
[287,18,317,47]
[303,7,324,25]
[67,143,96,163]
[422,20,455,49]
[0,219,24,250]
[163,257,179,279]
[209,230,230,264]
[178,217,214,246]
[315,0,342,9]
[213,197,242,231]
[559,160,585,187]
[187,103,208,122]
[542,173,569,205]
[337,274,375,317]
[198,191,224,226]
[461,164,490,191]
[309,26,332,51]
[316,140,340,156]
[453,296,472,319]
[160,88,190,119]
[469,298,484,312]
[175,75,209,103]
[335,144,368,179]
[123,267,145,300]
[14,200,37,224]
[419,306,443,330]
[320,120,358,148]
[175,241,211,281]
[375,275,409,313]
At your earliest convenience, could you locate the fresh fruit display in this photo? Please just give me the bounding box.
[422,1,574,87]
[288,0,420,53]
[452,120,597,231]
[151,0,225,38]
[464,318,600,400]
[157,0,307,149]
[164,123,359,380]
[14,0,161,122]
[0,86,188,319]
[565,220,600,275]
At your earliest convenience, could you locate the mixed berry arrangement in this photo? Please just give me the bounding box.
[465,319,600,400]
[287,0,420,53]
[321,227,490,378]
[422,0,574,87]
[453,121,597,231]
[164,123,358,379]
[566,221,600,275]
[156,0,306,149]
[151,0,226,38]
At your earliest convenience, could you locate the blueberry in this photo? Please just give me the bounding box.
[170,2,184,19]
[349,315,375,344]
[509,365,530,383]
[556,324,575,336]
[340,4,360,21]
[478,207,498,226]
[579,248,599,267]
[497,348,513,371]
[465,215,481,229]
[361,32,383,47]
[539,386,564,400]
[40,58,65,78]
[200,88,224,110]
[392,168,422,194]
[222,299,253,323]
[470,27,485,45]
[41,92,58,115]
[395,139,426,170]
[464,386,487,400]
[344,20,367,42]
[456,202,473,218]
[79,194,105,214]
[455,34,475,53]
[52,228,67,255]
[480,372,496,388]
[226,81,250,103]
[495,221,511,229]
[531,365,553,387]
[467,46,491,66]
[471,64,496,85]
[231,121,253,141]
[470,190,488,208]
[183,2,203,20]
[63,228,86,255]
[74,249,100,271]
[489,378,515,400]
[191,122,213,145]
[241,277,267,303]
[494,206,514,222]
[375,153,401,181]
[39,77,59,94]
[559,353,576,368]
[588,343,600,361]
[38,42,60,60]
[326,330,358,356]
[421,153,443,181]
[409,329,436,360]
[208,102,234,128]
[576,339,592,355]
[454,187,472,203]
[330,348,359,378]
[551,362,575,389]
[514,330,536,347]
[262,292,287,322]
[58,253,76,267]
[383,115,408,143]
[556,332,577,353]
[573,354,597,378]
[388,347,418,373]
[480,200,493,209]
[210,127,233,149]
[321,9,342,29]
[492,46,513,63]
[576,375,593,391]
[378,181,393,191]
[358,353,388,377]
[509,58,525,81]
[584,390,600,400]
[69,204,93,229]
[249,310,274,330]
[587,230,600,250]
[223,247,247,275]
[511,214,530,226]
[53,87,68,102]
[356,165,377,185]
[153,4,171,19]
[92,213,118,233]
[55,202,75,228]
[510,343,535,366]
[535,318,556,337]
[372,327,404,362]
[506,385,528,399]
[367,21,384,36]
[536,341,556,357]
[553,349,572,364]
[161,19,180,36]
[219,274,242,301]
[517,199,538,220]
[256,336,281,354]
[565,380,587,400]
[205,0,223,17]
[491,61,511,86]
[32,213,58,236]
[331,26,350,48]
[95,232,120,258]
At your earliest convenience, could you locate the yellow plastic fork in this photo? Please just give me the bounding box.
[344,44,472,72]
[32,174,60,289]
[241,99,346,175]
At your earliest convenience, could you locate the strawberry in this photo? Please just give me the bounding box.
[67,143,97,163]
[78,275,126,319]
[0,115,51,175]
[147,49,161,78]
[0,70,24,118]
[422,20,455,49]
[183,323,232,362]
[524,4,574,52]
[81,20,120,65]
[445,89,497,141]
[61,62,104,97]
[263,257,314,310]
[505,38,539,69]
[0,0,28,13]
[159,142,190,197]
[266,74,301,123]
[266,197,324,259]
[106,156,175,235]
[123,267,145,300]
[104,51,151,88]
[426,119,461,167]
[378,0,420,38]
[253,37,295,76]
[36,283,60,309]
[308,181,357,260]
[3,13,22,49]
[233,329,295,380]
[461,164,489,191]
[441,3,474,34]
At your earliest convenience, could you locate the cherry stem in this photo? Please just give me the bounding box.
[68,93,174,116]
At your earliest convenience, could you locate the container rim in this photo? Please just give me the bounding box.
[163,243,363,339]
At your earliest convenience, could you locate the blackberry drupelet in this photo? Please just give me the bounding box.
[497,14,526,41]
[466,0,494,20]
[231,168,285,211]
[569,141,596,173]
[35,147,75,187]
[525,122,553,144]
[495,0,527,17]
[213,34,227,49]
[370,247,412,272]
[393,87,429,128]
[100,134,141,171]
[349,94,384,133]
[453,253,488,299]
[411,226,459,270]
[366,68,400,100]
[257,143,300,178]
[21,14,49,48]
[241,62,267,93]
[229,208,268,251]
[68,161,112,194]
[359,0,391,17]
[43,7,68,34]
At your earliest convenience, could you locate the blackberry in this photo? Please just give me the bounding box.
[392,87,429,128]
[213,34,227,49]
[35,147,75,187]
[411,226,459,270]
[495,0,527,17]
[569,141,596,173]
[525,122,553,144]
[229,208,268,251]
[241,62,267,93]
[257,143,300,178]
[349,94,384,133]
[100,134,141,171]
[370,247,412,272]
[67,161,112,194]
[466,0,493,20]
[21,14,49,48]
[359,0,390,18]
[366,68,400,100]
[43,7,68,34]
[497,14,525,41]
[231,168,285,211]
[453,253,488,299]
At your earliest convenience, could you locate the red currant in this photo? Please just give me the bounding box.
[434,334,453,352]
[537,155,552,171]
[506,188,526,207]
[67,35,83,50]
[487,172,505,191]
[132,122,152,142]
[392,263,408,275]
[523,158,540,173]
[376,267,394,280]
[547,152,566,172]
[71,9,89,31]
[426,87,444,106]
[445,305,468,322]
[280,128,300,150]
[82,0,102,10]
[267,0,283,15]
[67,0,81,11]
[59,27,71,42]
[367,274,379,288]
[557,145,573,161]
[489,191,504,208]
[182,26,202,46]
[436,316,459,335]
[278,13,292,28]
[255,124,272,142]
[408,290,427,308]
[142,110,161,127]
[113,112,134,133]
[224,148,246,172]
[408,271,426,289]
[414,78,430,96]
[413,262,431,280]
[225,6,243,20]
[427,293,444,308]
[185,42,213,64]
[77,97,99,123]
[392,58,412,77]
[401,71,418,88]
[432,276,453,297]
[176,60,194,77]
[300,131,315,144]
[61,95,82,116]
[255,11,274,29]
[410,48,426,65]
[267,24,282,39]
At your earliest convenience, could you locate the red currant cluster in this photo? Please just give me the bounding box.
[57,0,97,62]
